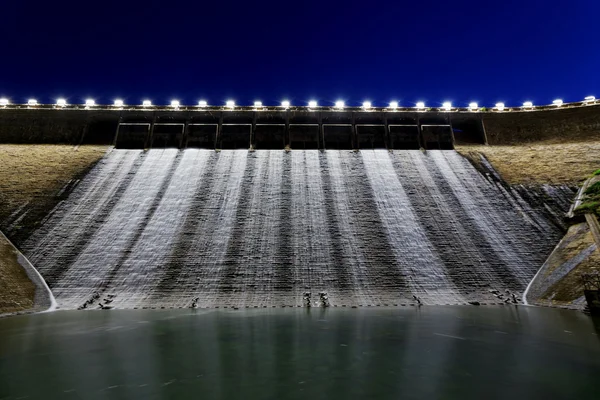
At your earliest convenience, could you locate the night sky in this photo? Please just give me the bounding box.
[1,0,598,107]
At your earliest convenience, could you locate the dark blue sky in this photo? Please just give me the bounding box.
[1,0,598,107]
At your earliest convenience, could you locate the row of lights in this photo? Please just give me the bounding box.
[0,96,597,110]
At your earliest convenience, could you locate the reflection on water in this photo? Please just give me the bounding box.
[1,307,599,399]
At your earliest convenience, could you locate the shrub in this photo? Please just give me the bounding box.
[584,182,600,197]
[574,201,600,216]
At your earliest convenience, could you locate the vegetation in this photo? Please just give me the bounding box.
[574,177,600,217]
[574,201,600,216]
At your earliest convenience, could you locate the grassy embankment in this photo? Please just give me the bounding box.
[0,145,108,240]
[0,234,36,313]
[456,142,600,186]
[0,144,107,314]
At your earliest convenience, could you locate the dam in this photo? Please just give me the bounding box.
[1,101,598,311]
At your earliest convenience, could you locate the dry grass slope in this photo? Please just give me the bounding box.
[0,234,35,313]
[530,223,599,308]
[0,145,108,242]
[456,142,600,186]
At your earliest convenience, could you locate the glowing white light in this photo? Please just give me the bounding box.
[0,98,8,106]
[308,100,318,108]
[170,100,180,107]
[389,101,398,109]
[469,102,478,110]
[495,102,505,111]
[28,99,38,106]
[56,98,67,107]
[335,100,345,109]
[85,99,95,107]
[198,100,208,107]
[584,96,596,102]
[552,99,563,106]
[226,100,235,108]
[416,102,425,109]
[254,101,263,108]
[142,100,152,107]
[362,101,372,109]
[523,101,533,108]
[114,99,124,107]
[442,102,452,111]
[281,100,290,108]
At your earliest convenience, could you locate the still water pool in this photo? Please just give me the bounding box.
[1,306,599,399]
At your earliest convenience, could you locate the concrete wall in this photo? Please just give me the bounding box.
[0,109,117,144]
[0,108,479,148]
[1,104,598,148]
[482,106,600,145]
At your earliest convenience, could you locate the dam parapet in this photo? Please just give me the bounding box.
[1,102,598,149]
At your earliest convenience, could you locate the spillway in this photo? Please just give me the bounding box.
[22,149,563,309]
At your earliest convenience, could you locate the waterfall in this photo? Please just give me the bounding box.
[22,149,562,309]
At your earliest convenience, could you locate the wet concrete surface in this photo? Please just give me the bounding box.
[21,150,567,310]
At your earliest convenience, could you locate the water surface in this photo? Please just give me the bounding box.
[1,306,599,399]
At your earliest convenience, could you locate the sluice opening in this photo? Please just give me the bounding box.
[218,124,251,149]
[389,125,420,150]
[115,123,150,149]
[151,124,184,149]
[421,125,454,150]
[254,125,286,149]
[185,124,216,149]
[451,118,486,144]
[357,125,387,149]
[289,125,319,149]
[323,125,354,149]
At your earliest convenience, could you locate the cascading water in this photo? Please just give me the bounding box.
[22,149,564,309]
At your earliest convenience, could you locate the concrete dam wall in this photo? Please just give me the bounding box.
[21,148,566,310]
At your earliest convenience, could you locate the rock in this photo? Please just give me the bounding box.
[468,301,481,306]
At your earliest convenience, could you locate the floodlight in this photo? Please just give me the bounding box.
[495,103,505,111]
[469,102,478,110]
[226,100,235,108]
[335,100,345,109]
[523,101,533,107]
[0,98,8,106]
[28,99,38,106]
[281,100,290,108]
[416,102,425,109]
[85,99,95,107]
[56,98,67,106]
[308,100,318,108]
[114,99,124,107]
[254,101,263,108]
[170,100,180,107]
[584,96,595,102]
[442,102,452,111]
[389,101,398,109]
[362,101,372,109]
[552,99,563,106]
[198,100,208,107]
[142,100,152,106]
